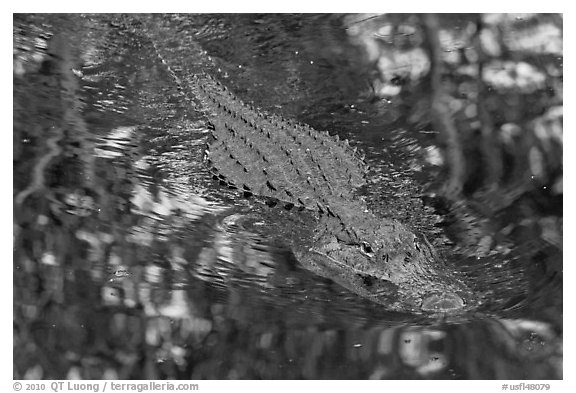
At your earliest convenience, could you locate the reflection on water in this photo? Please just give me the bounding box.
[13,14,561,379]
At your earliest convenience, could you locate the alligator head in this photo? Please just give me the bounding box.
[295,212,473,314]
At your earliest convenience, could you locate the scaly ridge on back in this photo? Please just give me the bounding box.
[191,72,368,211]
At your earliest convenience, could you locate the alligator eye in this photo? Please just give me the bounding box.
[414,238,421,252]
[390,76,406,86]
[361,242,374,256]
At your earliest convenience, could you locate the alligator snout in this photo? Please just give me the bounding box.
[421,292,465,313]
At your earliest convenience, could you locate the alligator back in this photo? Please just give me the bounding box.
[194,74,368,212]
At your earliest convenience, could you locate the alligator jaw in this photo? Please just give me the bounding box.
[299,227,472,314]
[295,248,402,303]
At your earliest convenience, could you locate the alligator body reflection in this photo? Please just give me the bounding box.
[133,17,474,314]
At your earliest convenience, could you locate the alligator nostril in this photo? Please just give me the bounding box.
[421,292,464,313]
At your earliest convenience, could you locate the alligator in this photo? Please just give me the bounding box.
[130,15,474,314]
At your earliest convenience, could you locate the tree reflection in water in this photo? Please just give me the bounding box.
[13,13,561,379]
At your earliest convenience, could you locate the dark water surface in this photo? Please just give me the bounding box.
[14,14,562,379]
